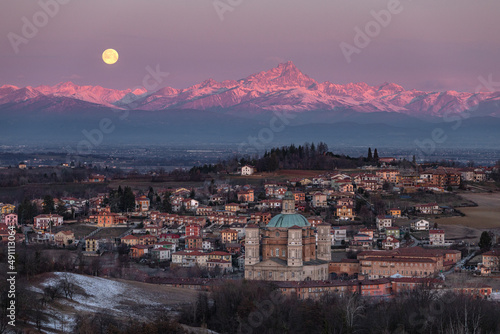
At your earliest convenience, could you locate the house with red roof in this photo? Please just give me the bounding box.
[429,229,445,246]
[135,196,150,212]
[34,214,63,230]
[382,236,400,250]
[131,245,150,258]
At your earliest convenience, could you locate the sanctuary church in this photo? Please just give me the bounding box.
[245,191,331,281]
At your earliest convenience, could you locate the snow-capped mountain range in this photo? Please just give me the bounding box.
[2,61,500,117]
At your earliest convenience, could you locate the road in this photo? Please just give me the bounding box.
[408,234,421,247]
[443,250,477,277]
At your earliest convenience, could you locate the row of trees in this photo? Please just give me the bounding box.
[180,280,500,334]
[104,186,136,213]
[17,194,75,223]
[366,147,379,162]
[248,142,367,172]
[103,186,176,214]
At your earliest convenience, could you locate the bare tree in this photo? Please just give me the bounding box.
[343,293,364,330]
[57,273,75,300]
[90,257,102,276]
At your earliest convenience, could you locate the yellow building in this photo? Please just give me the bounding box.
[336,204,354,220]
[221,229,238,244]
[55,231,75,246]
[1,204,15,214]
[85,237,99,253]
[389,208,402,218]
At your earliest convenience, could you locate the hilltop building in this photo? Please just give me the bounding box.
[245,191,330,281]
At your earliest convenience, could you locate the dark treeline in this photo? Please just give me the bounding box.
[0,166,103,187]
[105,186,136,213]
[189,142,371,175]
[72,314,187,334]
[255,142,367,171]
[180,280,500,334]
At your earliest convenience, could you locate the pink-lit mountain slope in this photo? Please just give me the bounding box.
[2,61,500,117]
[0,82,146,108]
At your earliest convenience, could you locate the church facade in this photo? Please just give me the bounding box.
[245,191,330,281]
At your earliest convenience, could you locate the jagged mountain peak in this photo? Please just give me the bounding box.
[241,61,317,88]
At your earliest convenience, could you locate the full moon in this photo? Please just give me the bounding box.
[102,49,119,65]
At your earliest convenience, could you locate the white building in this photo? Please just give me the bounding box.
[376,215,393,231]
[34,214,63,230]
[332,226,347,245]
[150,248,172,261]
[429,229,445,246]
[382,236,400,250]
[202,240,215,251]
[410,219,431,231]
[241,165,255,176]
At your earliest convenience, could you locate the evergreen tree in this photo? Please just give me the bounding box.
[147,186,155,203]
[42,195,55,214]
[209,179,216,194]
[17,198,38,224]
[56,203,67,218]
[478,231,493,251]
[367,148,373,161]
[162,192,172,213]
[120,187,136,212]
[373,148,379,161]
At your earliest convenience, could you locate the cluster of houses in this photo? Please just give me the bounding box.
[84,216,238,273]
[0,162,497,302]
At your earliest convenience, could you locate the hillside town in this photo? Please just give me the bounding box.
[3,151,500,306]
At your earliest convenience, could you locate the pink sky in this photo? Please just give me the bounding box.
[1,0,499,92]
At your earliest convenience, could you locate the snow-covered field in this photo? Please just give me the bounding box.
[27,272,196,333]
[41,272,163,314]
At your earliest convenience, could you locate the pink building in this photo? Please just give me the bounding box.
[3,214,18,227]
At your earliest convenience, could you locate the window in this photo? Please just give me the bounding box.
[282,250,286,257]
[276,248,280,256]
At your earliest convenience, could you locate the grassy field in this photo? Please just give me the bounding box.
[93,227,131,239]
[383,191,476,209]
[53,223,98,239]
[438,192,500,229]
